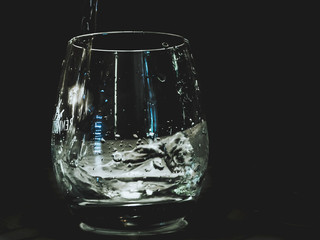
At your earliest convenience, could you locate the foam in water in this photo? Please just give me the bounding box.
[52,121,208,204]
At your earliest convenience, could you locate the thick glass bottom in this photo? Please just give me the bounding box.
[79,218,188,236]
[70,199,194,236]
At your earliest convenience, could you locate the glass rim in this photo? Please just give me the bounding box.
[69,31,189,53]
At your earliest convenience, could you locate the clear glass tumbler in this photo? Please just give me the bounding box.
[51,31,209,235]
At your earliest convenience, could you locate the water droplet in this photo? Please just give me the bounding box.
[162,42,169,48]
[136,139,142,145]
[115,134,121,138]
[133,133,138,139]
[191,66,197,75]
[194,80,200,91]
[158,76,166,82]
[157,74,166,82]
[62,178,72,192]
[69,160,78,168]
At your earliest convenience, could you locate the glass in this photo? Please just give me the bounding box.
[51,31,209,236]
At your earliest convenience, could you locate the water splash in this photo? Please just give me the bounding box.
[53,121,208,201]
[80,0,99,34]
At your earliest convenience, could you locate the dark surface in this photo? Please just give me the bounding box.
[1,1,317,239]
[0,167,317,240]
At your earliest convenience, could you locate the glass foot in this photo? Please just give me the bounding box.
[79,217,188,236]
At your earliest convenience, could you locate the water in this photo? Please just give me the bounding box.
[52,121,208,233]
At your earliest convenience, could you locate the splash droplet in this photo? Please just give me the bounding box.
[112,152,122,162]
[153,158,164,170]
[146,189,153,196]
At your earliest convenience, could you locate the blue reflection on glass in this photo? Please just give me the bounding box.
[93,114,103,154]
[143,53,157,138]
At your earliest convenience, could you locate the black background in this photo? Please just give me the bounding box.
[1,1,317,238]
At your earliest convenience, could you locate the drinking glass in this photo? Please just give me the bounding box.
[51,31,209,235]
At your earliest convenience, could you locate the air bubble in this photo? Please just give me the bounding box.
[157,74,166,83]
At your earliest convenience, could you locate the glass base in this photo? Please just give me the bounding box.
[79,218,188,236]
[70,198,195,236]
